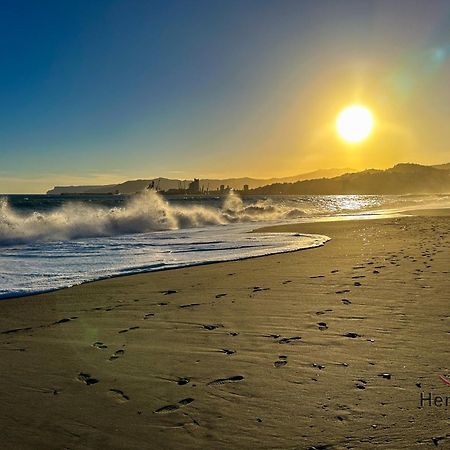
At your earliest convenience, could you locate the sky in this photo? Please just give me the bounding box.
[1,0,449,193]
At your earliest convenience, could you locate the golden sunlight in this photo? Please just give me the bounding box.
[336,105,374,143]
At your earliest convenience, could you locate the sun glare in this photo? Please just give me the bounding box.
[336,105,374,143]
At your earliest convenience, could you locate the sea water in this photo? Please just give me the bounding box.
[0,191,448,298]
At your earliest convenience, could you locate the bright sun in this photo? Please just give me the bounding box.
[336,105,374,143]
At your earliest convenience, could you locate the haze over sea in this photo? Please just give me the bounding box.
[1,191,449,299]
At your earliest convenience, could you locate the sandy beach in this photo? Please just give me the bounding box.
[1,211,449,450]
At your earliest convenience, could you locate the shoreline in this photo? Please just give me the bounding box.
[2,207,448,302]
[0,232,330,301]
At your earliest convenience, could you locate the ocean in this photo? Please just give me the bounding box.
[1,191,448,299]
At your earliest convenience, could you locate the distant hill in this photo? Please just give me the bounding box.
[46,184,118,194]
[249,163,450,195]
[46,168,354,194]
[433,163,450,171]
[199,168,355,190]
[47,178,191,195]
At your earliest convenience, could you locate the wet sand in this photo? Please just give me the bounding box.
[0,212,449,449]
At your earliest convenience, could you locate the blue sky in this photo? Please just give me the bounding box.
[1,0,449,192]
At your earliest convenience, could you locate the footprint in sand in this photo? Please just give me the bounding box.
[201,324,223,331]
[109,349,125,361]
[356,380,367,389]
[154,398,194,414]
[179,303,200,309]
[343,332,360,338]
[54,317,78,325]
[278,336,302,344]
[316,309,332,315]
[274,355,287,368]
[341,299,352,305]
[118,326,140,334]
[432,437,446,447]
[263,334,281,339]
[220,349,236,355]
[215,293,227,298]
[77,373,99,385]
[161,290,177,295]
[92,341,108,349]
[1,327,33,335]
[378,373,392,380]
[274,360,287,368]
[312,363,325,370]
[252,286,270,292]
[109,389,129,402]
[317,322,328,331]
[207,375,244,386]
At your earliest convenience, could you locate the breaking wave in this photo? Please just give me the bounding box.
[0,191,305,245]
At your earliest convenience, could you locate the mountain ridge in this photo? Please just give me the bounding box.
[249,163,450,195]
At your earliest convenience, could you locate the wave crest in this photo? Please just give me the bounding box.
[0,191,304,245]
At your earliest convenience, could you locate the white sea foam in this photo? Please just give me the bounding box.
[0,223,329,298]
[0,191,306,245]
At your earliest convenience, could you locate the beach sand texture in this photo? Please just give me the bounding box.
[0,213,449,449]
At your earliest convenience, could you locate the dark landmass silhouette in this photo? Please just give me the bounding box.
[46,163,450,195]
[249,163,450,195]
[432,162,450,171]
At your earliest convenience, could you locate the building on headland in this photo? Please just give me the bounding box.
[149,178,240,196]
[187,178,200,194]
[243,184,249,192]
